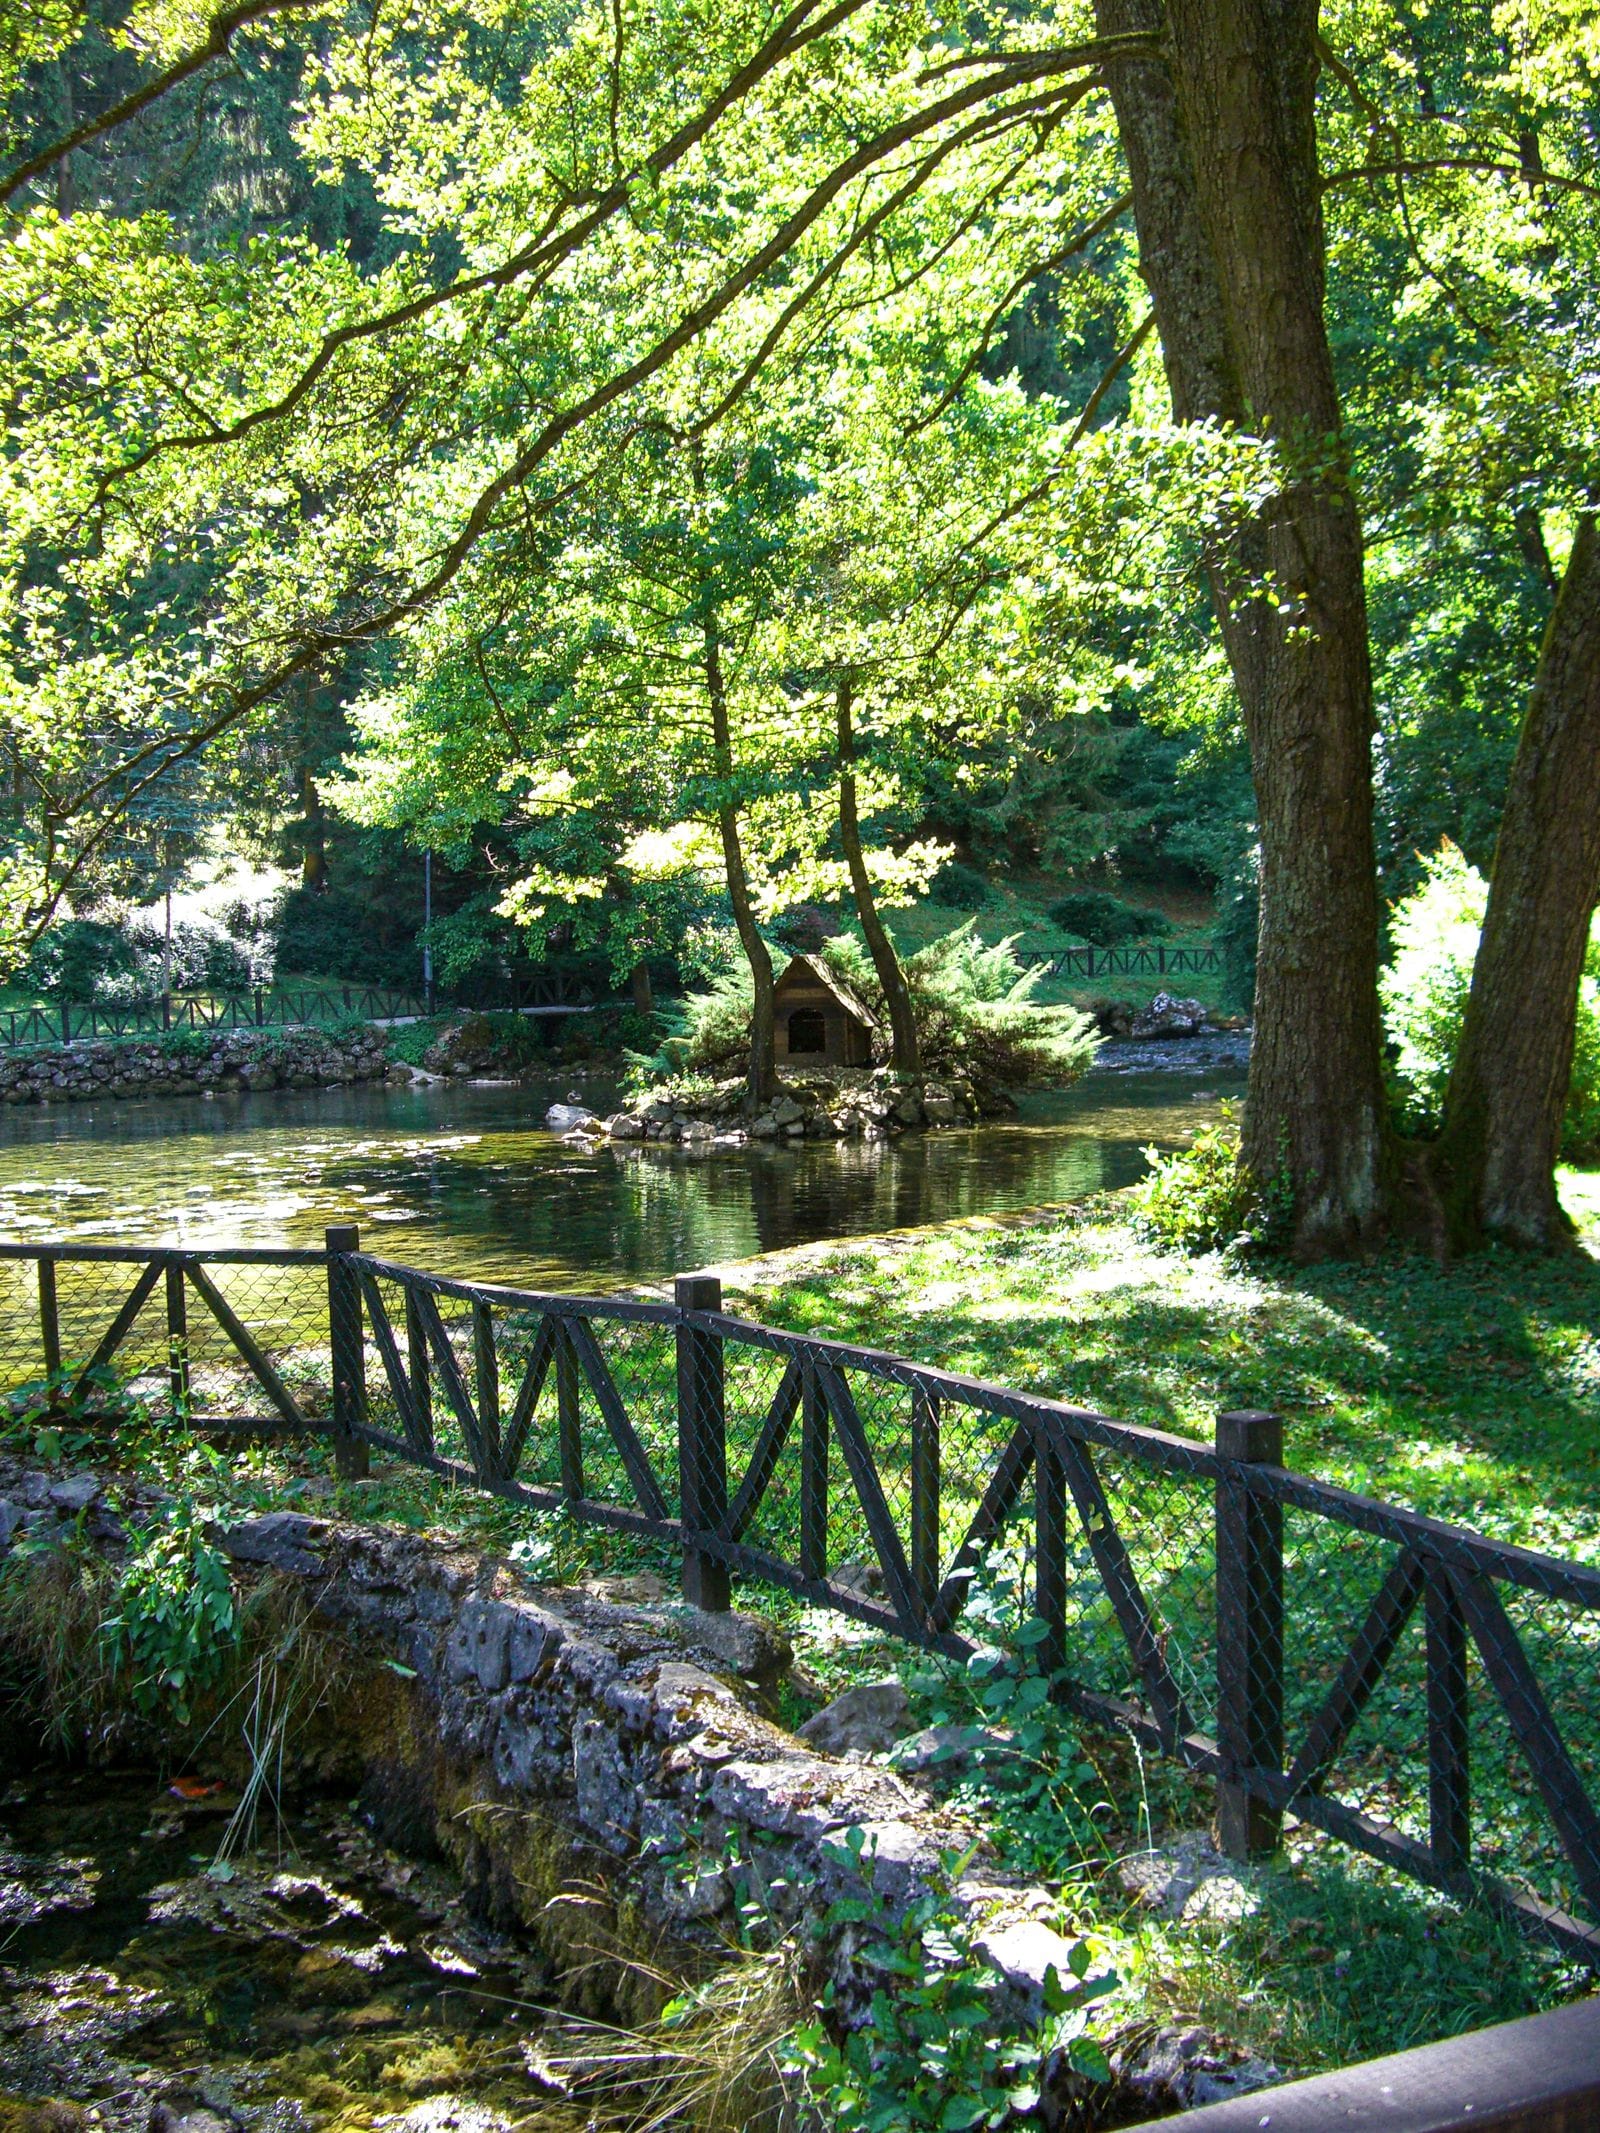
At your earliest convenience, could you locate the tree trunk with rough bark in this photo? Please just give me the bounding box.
[1438,515,1600,1248]
[297,769,328,891]
[703,622,776,1108]
[1098,0,1392,1255]
[630,960,654,1018]
[835,681,920,1077]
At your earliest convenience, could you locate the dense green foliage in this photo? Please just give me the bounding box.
[1381,845,1600,1161]
[785,1838,1114,2132]
[1,0,1597,1230]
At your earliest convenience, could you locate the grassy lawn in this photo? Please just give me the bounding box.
[883,879,1232,1015]
[716,1183,1600,1561]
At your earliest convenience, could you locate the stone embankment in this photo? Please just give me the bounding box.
[0,1026,392,1105]
[553,1066,1004,1150]
[0,1460,1280,2117]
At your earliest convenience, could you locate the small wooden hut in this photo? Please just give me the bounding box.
[773,954,878,1068]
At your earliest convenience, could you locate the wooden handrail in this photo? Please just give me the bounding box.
[1138,1994,1600,2131]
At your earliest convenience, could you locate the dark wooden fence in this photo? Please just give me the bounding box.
[1138,1994,1600,2132]
[3,1232,1598,1968]
[0,965,601,1050]
[1018,942,1222,981]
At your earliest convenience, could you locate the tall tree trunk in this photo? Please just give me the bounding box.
[1438,515,1600,1247]
[703,623,776,1108]
[1098,0,1391,1256]
[630,959,655,1018]
[297,769,328,891]
[836,680,920,1077]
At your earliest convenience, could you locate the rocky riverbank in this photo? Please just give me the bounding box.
[552,1066,1008,1150]
[0,1026,393,1105]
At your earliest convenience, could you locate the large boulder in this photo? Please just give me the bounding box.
[545,1102,596,1131]
[1129,991,1211,1039]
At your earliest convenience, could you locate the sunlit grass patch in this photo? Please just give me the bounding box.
[726,1189,1600,1561]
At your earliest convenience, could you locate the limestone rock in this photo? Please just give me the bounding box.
[891,1723,1012,1776]
[675,1606,792,1684]
[47,1472,100,1513]
[1112,2023,1281,2111]
[603,1113,645,1140]
[830,1560,884,1601]
[221,1512,328,1576]
[545,1102,595,1132]
[1129,991,1211,1039]
[1119,1832,1263,1923]
[798,1678,911,1756]
[973,1917,1086,2020]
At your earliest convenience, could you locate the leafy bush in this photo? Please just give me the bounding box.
[1215,851,1259,1012]
[125,917,254,994]
[783,1834,1114,2132]
[100,1502,239,1725]
[1045,890,1168,946]
[930,860,992,910]
[1130,1104,1287,1254]
[1380,842,1600,1160]
[23,920,145,1003]
[274,885,423,990]
[888,925,1099,1092]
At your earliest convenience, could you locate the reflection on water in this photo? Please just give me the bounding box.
[0,1059,1246,1289]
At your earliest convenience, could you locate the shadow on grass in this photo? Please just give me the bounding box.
[739,1215,1600,1550]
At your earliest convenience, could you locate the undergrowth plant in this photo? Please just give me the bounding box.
[1129,1103,1290,1255]
[785,1830,1116,2132]
[644,926,1097,1097]
[1380,842,1600,1160]
[101,1501,239,1724]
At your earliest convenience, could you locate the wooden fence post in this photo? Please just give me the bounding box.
[326,1224,369,1479]
[472,1297,501,1480]
[405,1287,434,1456]
[555,1320,584,1499]
[1424,1565,1471,1876]
[1215,1408,1284,1859]
[38,1256,61,1383]
[675,1273,729,1613]
[799,1356,828,1582]
[1034,1423,1068,1678]
[910,1385,941,1621]
[165,1255,190,1418]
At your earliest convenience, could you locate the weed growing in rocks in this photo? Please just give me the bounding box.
[784,1832,1116,2132]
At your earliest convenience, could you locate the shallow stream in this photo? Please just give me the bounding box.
[0,1771,566,2133]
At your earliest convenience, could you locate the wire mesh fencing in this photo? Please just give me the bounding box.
[1,1235,1598,1962]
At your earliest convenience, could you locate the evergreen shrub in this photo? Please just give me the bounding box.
[930,860,991,910]
[1046,891,1168,945]
[652,924,1098,1095]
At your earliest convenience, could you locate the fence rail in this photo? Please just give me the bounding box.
[0,967,602,1050]
[1017,942,1222,981]
[2,1233,1597,1963]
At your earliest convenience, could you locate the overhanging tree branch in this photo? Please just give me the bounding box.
[2,0,327,204]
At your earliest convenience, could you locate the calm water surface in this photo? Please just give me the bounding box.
[0,1045,1246,1288]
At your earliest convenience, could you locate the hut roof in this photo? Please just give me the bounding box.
[775,952,879,1029]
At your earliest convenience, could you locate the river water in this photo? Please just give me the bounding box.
[0,1769,574,2133]
[0,1039,1248,1288]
